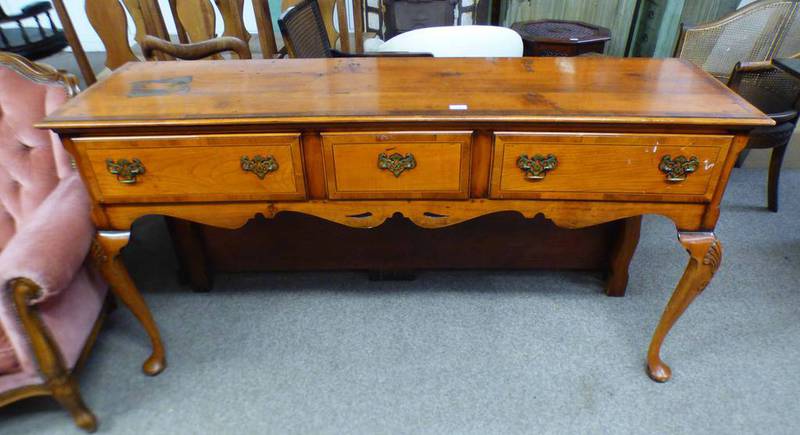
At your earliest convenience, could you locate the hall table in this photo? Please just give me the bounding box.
[39,57,772,382]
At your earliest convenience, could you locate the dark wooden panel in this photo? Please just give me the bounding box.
[199,212,619,273]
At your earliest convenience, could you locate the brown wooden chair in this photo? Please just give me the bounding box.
[86,0,252,67]
[278,0,431,57]
[675,0,800,82]
[727,54,800,212]
[170,0,283,58]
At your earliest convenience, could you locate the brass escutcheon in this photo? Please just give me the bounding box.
[378,152,416,177]
[106,158,145,184]
[241,155,278,179]
[659,155,699,182]
[517,154,557,180]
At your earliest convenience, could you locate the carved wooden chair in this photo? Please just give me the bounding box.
[279,0,431,57]
[168,0,281,58]
[84,0,253,76]
[0,52,106,432]
[0,1,68,60]
[726,53,800,211]
[675,0,800,82]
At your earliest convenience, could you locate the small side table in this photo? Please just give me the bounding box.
[511,20,611,57]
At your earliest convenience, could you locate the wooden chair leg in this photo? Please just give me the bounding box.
[604,216,642,297]
[93,232,166,376]
[51,377,97,433]
[10,278,98,432]
[734,148,750,168]
[646,232,721,382]
[768,143,788,212]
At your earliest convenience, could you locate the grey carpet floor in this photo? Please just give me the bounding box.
[2,168,800,434]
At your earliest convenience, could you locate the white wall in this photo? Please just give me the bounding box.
[0,0,280,52]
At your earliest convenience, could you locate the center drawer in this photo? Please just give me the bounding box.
[78,133,306,203]
[321,132,472,199]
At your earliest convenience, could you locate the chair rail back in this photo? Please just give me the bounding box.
[279,0,334,58]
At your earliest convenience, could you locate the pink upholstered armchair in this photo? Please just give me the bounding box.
[0,52,107,432]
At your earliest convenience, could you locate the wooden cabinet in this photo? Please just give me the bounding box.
[490,133,732,201]
[78,133,306,203]
[321,132,472,199]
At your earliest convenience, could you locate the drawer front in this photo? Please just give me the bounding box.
[322,132,472,199]
[491,133,733,200]
[79,134,305,203]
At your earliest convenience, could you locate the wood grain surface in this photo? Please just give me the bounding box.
[322,132,472,199]
[491,133,732,200]
[41,58,772,130]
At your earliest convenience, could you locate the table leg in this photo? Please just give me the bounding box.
[93,231,166,376]
[647,232,721,382]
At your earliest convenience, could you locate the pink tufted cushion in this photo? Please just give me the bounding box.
[0,63,83,377]
[0,68,72,252]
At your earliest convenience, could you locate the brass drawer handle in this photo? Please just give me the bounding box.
[241,154,278,179]
[659,155,699,182]
[378,152,416,177]
[106,158,145,184]
[517,154,557,180]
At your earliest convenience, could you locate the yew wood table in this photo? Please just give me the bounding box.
[39,57,772,382]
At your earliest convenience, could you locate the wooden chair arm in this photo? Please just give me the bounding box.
[727,61,778,91]
[141,35,251,61]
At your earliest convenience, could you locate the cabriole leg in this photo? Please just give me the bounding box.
[647,232,722,382]
[93,231,166,376]
[51,377,97,432]
[11,278,97,432]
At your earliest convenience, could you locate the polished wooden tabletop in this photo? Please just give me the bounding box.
[41,57,772,130]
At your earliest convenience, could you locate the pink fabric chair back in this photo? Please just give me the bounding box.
[0,67,73,253]
[0,62,75,375]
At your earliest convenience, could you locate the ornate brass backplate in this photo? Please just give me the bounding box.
[241,155,279,179]
[659,155,699,182]
[517,154,558,180]
[378,152,417,177]
[106,158,145,184]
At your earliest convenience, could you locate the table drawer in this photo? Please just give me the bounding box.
[79,134,305,203]
[321,132,472,199]
[490,133,733,200]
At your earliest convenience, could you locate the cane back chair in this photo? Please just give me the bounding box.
[676,0,800,82]
[279,0,432,57]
